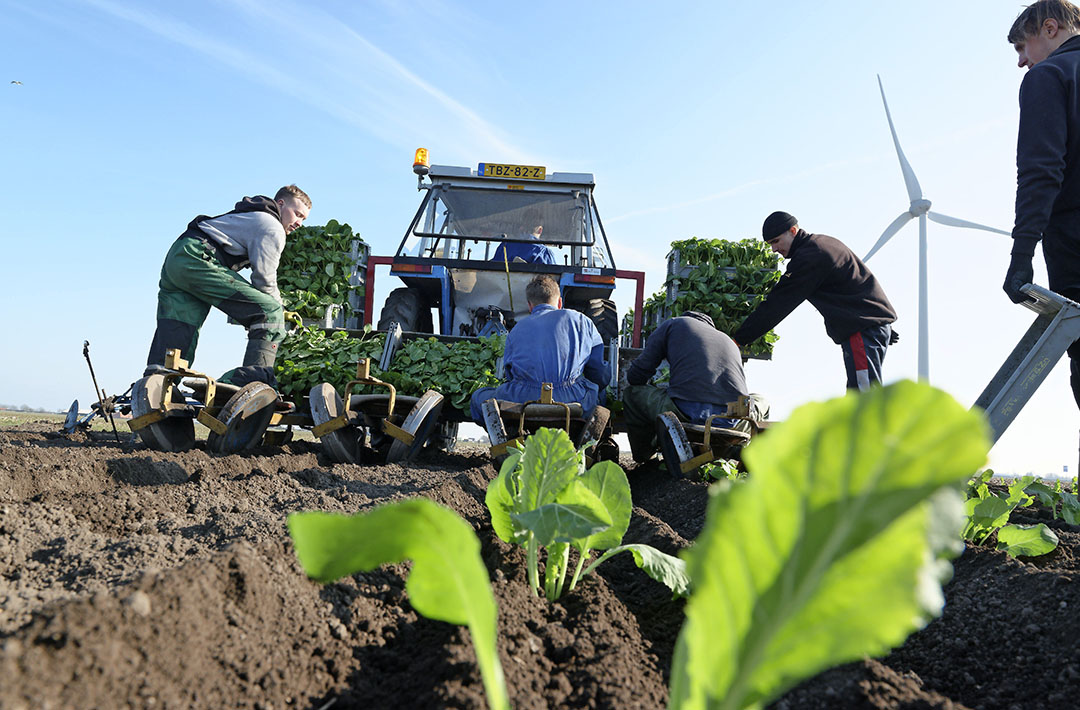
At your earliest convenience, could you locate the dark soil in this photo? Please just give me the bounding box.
[1,420,1078,710]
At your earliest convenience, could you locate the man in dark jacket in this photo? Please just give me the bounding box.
[623,312,764,463]
[1005,0,1080,409]
[145,185,311,384]
[734,211,897,391]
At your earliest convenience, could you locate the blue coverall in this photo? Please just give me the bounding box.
[470,303,609,422]
[490,240,557,265]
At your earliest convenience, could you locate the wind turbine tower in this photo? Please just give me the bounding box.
[864,75,1010,382]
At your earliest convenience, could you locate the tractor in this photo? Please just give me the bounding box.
[359,150,646,452]
[372,150,623,343]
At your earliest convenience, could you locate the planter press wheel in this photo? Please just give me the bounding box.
[385,390,445,464]
[309,383,366,464]
[206,382,278,454]
[481,398,509,442]
[656,410,695,479]
[131,374,195,453]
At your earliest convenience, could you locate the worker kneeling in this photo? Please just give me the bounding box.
[470,274,610,424]
[623,312,767,464]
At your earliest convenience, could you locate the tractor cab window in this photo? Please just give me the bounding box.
[419,188,587,262]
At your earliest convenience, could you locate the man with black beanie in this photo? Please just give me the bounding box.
[733,212,898,391]
[1005,0,1080,411]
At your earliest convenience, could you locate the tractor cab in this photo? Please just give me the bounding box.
[378,150,619,344]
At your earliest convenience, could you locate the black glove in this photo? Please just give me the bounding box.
[889,328,900,345]
[1003,253,1034,304]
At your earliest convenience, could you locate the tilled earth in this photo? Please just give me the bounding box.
[1,420,1078,710]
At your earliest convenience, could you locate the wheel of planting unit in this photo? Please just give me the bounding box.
[385,390,445,464]
[130,374,196,453]
[428,420,460,452]
[206,382,278,454]
[569,298,619,345]
[309,383,366,464]
[656,411,695,479]
[579,405,611,446]
[377,287,433,333]
[63,400,80,434]
[481,399,509,448]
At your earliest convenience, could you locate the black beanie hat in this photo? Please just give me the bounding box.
[762,211,798,239]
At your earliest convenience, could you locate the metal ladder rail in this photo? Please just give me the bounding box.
[974,284,1080,443]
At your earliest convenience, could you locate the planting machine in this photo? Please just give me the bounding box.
[654,396,769,479]
[356,149,646,451]
[120,348,442,463]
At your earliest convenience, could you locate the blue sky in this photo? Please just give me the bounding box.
[1,1,1072,475]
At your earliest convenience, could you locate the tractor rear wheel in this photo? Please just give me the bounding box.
[377,287,433,333]
[570,298,618,345]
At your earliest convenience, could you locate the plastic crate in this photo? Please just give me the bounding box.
[345,239,369,329]
[659,248,778,360]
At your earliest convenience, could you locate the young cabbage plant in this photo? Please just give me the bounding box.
[486,428,689,601]
[962,472,1059,558]
[1025,479,1080,525]
[669,380,991,710]
[288,499,510,710]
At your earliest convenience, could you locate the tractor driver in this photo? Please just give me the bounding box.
[490,206,557,265]
[470,274,609,423]
[144,185,311,386]
[623,312,766,464]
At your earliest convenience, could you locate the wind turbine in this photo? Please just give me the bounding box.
[864,75,1010,382]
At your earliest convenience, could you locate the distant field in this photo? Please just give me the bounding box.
[0,408,315,441]
[0,410,77,428]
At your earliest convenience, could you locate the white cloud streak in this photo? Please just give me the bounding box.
[82,0,533,162]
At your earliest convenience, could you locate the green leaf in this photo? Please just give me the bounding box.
[519,428,581,511]
[996,523,1059,558]
[485,455,521,543]
[585,543,690,597]
[512,499,612,547]
[288,499,509,710]
[574,461,632,553]
[669,380,990,710]
[966,495,1012,543]
[1062,491,1080,525]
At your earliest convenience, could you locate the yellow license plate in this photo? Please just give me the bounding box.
[478,162,546,180]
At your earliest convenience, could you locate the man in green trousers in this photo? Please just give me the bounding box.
[145,185,311,385]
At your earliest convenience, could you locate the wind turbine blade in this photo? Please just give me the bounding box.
[927,211,1011,236]
[864,210,914,262]
[878,75,923,203]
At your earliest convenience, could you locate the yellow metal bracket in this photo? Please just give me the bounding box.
[127,410,166,432]
[344,358,397,419]
[312,414,349,439]
[312,359,398,442]
[196,409,228,436]
[490,437,525,458]
[382,419,415,446]
[516,383,571,437]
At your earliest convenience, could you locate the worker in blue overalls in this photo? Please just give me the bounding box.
[470,274,609,422]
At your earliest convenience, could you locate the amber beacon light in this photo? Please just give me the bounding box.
[413,148,430,176]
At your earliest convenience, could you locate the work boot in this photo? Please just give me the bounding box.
[243,339,279,369]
